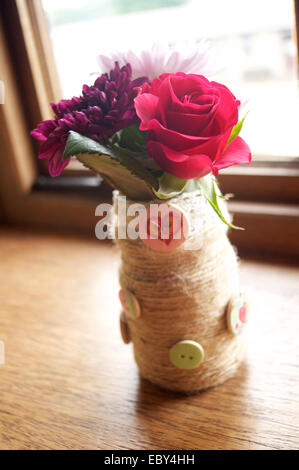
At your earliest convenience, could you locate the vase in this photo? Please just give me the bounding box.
[113,190,247,393]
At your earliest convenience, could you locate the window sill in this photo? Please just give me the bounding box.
[3,176,298,260]
[0,226,298,449]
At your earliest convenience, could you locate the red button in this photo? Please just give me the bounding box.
[139,204,189,252]
[227,292,249,335]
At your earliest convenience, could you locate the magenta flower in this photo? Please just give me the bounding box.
[31,63,148,176]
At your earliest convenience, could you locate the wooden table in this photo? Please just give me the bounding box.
[0,227,298,450]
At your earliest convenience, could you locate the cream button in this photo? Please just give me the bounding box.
[139,204,189,252]
[227,292,249,335]
[169,340,204,370]
[120,312,131,344]
[119,288,141,319]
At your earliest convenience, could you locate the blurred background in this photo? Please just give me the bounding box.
[0,0,298,258]
[42,0,299,157]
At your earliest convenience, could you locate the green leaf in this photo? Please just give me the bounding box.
[226,111,249,147]
[118,125,147,152]
[153,172,187,200]
[195,174,243,230]
[63,131,159,200]
[62,132,110,161]
[108,141,162,172]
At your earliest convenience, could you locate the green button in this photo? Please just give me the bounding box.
[119,288,141,319]
[169,340,204,370]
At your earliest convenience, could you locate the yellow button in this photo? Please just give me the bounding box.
[120,312,131,344]
[169,340,204,370]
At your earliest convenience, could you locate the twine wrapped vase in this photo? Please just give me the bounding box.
[114,190,246,393]
[29,42,252,394]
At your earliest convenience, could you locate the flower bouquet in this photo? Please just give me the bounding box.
[32,44,251,393]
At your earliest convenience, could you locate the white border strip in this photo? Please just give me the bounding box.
[0,80,5,104]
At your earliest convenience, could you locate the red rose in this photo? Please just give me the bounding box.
[134,73,251,179]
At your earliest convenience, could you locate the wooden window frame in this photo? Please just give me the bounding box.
[0,0,299,258]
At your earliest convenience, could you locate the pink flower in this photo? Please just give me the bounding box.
[98,41,219,81]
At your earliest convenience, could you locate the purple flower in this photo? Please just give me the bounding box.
[31,63,148,176]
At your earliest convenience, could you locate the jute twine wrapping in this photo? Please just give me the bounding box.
[113,190,245,393]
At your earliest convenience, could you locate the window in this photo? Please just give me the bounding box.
[42,0,299,158]
[0,0,298,258]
